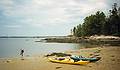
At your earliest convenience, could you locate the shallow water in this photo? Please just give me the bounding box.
[0,38,93,58]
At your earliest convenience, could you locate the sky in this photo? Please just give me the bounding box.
[0,0,120,36]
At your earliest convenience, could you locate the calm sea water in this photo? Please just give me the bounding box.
[0,38,90,58]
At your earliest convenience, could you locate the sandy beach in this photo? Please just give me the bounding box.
[0,46,120,70]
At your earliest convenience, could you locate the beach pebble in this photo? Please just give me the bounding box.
[6,60,12,63]
[88,65,92,67]
[55,67,62,69]
[110,55,115,57]
[21,58,25,60]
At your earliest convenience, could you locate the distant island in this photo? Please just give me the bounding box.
[0,36,67,38]
[0,36,41,38]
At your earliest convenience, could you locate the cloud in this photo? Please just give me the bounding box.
[4,25,21,28]
[0,0,114,35]
[0,0,109,24]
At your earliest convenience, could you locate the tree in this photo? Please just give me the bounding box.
[73,27,76,36]
[107,3,120,36]
[75,24,82,37]
[82,11,106,36]
[72,24,82,37]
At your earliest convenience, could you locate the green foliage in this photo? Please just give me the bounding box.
[82,11,106,36]
[73,24,82,37]
[106,3,120,36]
[72,3,120,37]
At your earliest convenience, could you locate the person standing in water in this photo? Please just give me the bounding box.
[20,49,24,57]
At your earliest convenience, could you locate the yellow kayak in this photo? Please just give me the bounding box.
[48,57,89,65]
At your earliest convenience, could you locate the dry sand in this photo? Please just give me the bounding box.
[0,46,120,70]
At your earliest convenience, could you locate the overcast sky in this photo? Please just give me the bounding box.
[0,0,120,36]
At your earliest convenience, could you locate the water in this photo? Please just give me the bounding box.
[0,38,89,58]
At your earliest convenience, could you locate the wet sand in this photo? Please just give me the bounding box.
[0,46,120,70]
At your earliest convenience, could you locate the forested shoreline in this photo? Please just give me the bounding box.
[72,3,120,37]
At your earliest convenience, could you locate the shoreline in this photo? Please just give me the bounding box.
[0,46,120,70]
[43,36,120,46]
[0,45,119,59]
